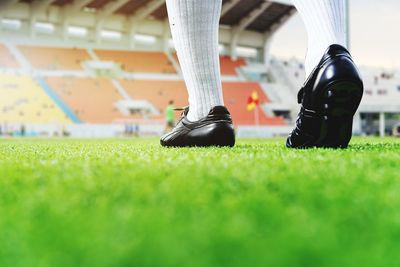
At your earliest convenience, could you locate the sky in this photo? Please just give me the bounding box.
[270,0,400,70]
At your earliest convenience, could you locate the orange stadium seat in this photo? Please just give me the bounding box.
[120,79,188,119]
[95,50,176,73]
[220,56,246,75]
[18,46,90,70]
[120,79,284,126]
[223,82,285,126]
[0,44,19,68]
[173,53,246,76]
[45,77,127,123]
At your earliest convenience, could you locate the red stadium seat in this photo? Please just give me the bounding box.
[173,53,246,76]
[223,82,286,126]
[18,46,90,70]
[120,79,284,126]
[95,50,176,73]
[220,56,246,75]
[120,79,188,119]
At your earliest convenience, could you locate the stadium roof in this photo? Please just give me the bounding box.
[7,0,295,33]
[0,0,296,60]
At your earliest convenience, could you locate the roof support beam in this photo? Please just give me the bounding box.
[263,34,274,66]
[264,8,295,35]
[221,0,241,17]
[236,1,273,33]
[95,0,131,43]
[230,0,272,60]
[71,0,94,12]
[131,0,166,21]
[0,0,19,14]
[127,0,166,48]
[0,0,13,34]
[0,0,18,25]
[162,19,170,52]
[32,0,55,13]
[29,0,55,37]
[60,5,74,41]
[97,0,131,20]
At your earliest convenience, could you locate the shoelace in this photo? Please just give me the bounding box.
[173,106,189,112]
[173,106,189,124]
[293,106,318,137]
[292,108,304,136]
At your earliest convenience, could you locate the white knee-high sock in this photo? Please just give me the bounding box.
[166,0,224,121]
[292,0,347,77]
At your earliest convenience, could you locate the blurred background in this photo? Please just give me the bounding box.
[0,0,399,138]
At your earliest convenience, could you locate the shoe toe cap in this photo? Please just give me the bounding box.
[160,131,181,147]
[286,136,293,148]
[160,133,171,147]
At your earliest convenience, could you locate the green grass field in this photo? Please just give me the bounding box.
[0,137,399,267]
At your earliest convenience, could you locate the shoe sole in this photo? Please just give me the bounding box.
[161,122,235,147]
[316,81,363,148]
[186,122,235,147]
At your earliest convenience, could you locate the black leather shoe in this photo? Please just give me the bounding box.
[287,45,364,149]
[160,106,235,147]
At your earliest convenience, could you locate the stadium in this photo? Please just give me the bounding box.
[0,0,399,266]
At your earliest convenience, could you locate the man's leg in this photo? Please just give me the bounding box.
[161,0,235,147]
[166,0,224,121]
[287,0,364,148]
[293,0,347,76]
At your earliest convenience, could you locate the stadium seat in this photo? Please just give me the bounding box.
[220,56,247,76]
[0,44,19,68]
[45,77,128,123]
[0,74,71,123]
[173,53,246,76]
[223,82,286,125]
[18,46,91,70]
[119,79,188,119]
[120,79,284,125]
[94,50,176,73]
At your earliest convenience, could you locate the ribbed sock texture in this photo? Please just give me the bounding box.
[292,0,347,77]
[166,0,224,121]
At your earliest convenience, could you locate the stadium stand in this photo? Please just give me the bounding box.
[120,79,188,119]
[223,82,285,125]
[173,53,246,76]
[0,44,19,68]
[45,77,127,123]
[120,79,284,125]
[0,0,396,136]
[0,0,316,136]
[277,59,305,87]
[94,50,176,73]
[0,45,397,135]
[0,42,287,127]
[0,73,71,124]
[1,41,397,133]
[220,56,247,75]
[269,58,305,91]
[18,46,91,70]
